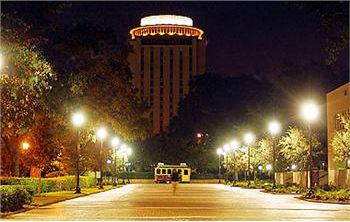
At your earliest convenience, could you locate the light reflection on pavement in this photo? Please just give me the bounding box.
[5,184,350,221]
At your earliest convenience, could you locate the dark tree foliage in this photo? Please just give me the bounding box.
[292,1,349,65]
[138,74,275,173]
[1,2,150,176]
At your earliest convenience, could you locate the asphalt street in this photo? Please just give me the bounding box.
[5,183,350,221]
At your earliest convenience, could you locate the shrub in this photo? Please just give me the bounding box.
[191,174,215,179]
[0,185,33,213]
[313,188,350,201]
[264,183,307,194]
[117,172,154,179]
[231,180,270,189]
[0,176,96,194]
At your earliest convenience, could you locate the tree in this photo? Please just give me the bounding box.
[0,41,55,176]
[255,138,273,167]
[332,115,350,168]
[143,73,274,173]
[279,126,321,170]
[292,2,349,65]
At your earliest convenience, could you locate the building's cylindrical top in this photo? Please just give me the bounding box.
[141,15,193,27]
[130,14,204,40]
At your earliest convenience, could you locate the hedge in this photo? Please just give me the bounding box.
[191,174,215,179]
[0,176,95,194]
[117,172,154,179]
[314,188,350,201]
[0,185,34,213]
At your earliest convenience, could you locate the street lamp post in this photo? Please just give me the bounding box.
[230,139,239,182]
[111,137,120,186]
[223,144,230,182]
[268,120,281,189]
[244,133,255,188]
[301,101,319,198]
[120,144,132,184]
[258,165,263,180]
[120,144,127,184]
[71,112,85,194]
[22,142,30,177]
[216,148,224,183]
[96,127,107,189]
[126,147,132,184]
[266,164,272,179]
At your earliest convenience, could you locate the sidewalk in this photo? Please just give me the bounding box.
[1,185,122,217]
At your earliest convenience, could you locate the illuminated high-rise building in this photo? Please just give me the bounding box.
[128,15,207,134]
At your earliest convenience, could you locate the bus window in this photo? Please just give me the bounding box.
[156,169,160,174]
[178,169,182,174]
[167,169,171,174]
[184,169,188,175]
[162,169,166,174]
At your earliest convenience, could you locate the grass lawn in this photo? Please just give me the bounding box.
[31,185,123,207]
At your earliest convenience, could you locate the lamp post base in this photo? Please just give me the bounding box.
[74,187,81,194]
[305,189,315,199]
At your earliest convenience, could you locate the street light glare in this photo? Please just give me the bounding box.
[230,139,239,150]
[268,120,281,135]
[300,101,319,122]
[223,144,230,152]
[22,142,30,150]
[71,112,85,127]
[266,164,272,171]
[291,164,297,170]
[96,127,107,140]
[126,147,132,156]
[244,133,255,144]
[111,137,120,147]
[258,165,263,171]
[0,52,3,71]
[120,144,127,152]
[216,148,224,156]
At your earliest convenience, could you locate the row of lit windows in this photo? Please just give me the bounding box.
[156,168,189,175]
[139,47,193,132]
[335,109,349,131]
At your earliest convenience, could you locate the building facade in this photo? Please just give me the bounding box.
[326,82,350,186]
[128,15,207,134]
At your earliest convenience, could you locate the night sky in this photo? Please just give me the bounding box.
[57,2,349,80]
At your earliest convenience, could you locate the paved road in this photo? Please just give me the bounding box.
[6,184,350,220]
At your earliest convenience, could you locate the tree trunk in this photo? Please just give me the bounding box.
[38,169,42,195]
[3,136,20,177]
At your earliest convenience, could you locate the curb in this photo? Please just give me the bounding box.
[296,196,350,205]
[260,190,301,195]
[0,186,121,218]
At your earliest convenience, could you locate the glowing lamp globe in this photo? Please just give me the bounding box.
[230,139,239,150]
[244,133,255,144]
[71,112,85,127]
[96,127,107,140]
[223,144,230,152]
[266,164,272,171]
[22,142,30,150]
[300,101,319,122]
[111,137,120,147]
[216,148,224,156]
[268,120,281,135]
